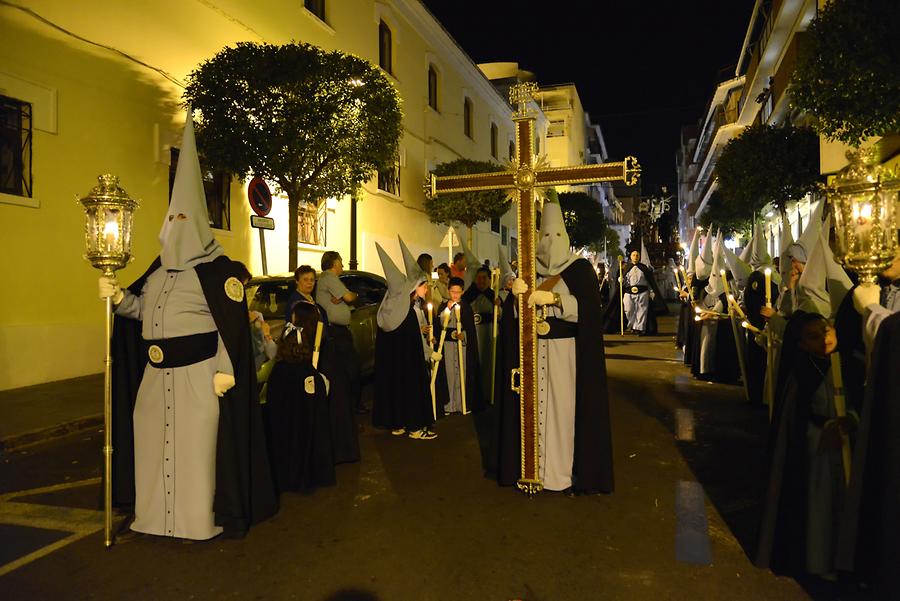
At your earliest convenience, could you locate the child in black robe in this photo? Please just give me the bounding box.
[265,302,335,493]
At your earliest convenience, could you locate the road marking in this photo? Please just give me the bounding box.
[0,478,103,576]
[674,408,695,442]
[675,480,712,565]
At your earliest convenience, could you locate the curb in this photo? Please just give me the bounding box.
[0,414,104,452]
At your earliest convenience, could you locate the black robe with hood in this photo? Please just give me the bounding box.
[494,258,614,494]
[111,256,278,537]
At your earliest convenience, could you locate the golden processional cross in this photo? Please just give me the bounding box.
[426,82,640,497]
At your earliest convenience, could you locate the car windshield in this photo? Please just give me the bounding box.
[247,279,293,322]
[341,274,387,306]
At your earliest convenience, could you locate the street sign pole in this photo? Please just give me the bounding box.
[259,227,268,275]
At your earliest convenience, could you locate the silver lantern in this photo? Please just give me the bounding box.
[828,148,899,284]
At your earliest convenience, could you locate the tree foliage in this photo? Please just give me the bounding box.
[716,123,820,215]
[424,159,508,229]
[790,0,900,147]
[184,42,403,269]
[559,191,606,249]
[698,191,752,236]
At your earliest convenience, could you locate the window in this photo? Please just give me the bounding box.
[0,96,32,197]
[463,97,473,139]
[501,224,509,246]
[548,120,566,138]
[298,202,326,246]
[378,20,392,74]
[168,148,231,230]
[490,123,498,159]
[304,0,325,21]
[427,65,438,111]
[490,216,500,234]
[377,156,401,196]
[508,140,515,161]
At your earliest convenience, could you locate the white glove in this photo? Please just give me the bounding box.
[650,291,656,301]
[512,278,528,296]
[431,351,443,362]
[528,290,554,307]
[98,276,124,304]
[213,372,236,397]
[852,282,881,315]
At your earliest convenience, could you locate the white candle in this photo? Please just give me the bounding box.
[763,268,772,308]
[103,219,118,252]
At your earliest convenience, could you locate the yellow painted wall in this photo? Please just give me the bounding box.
[0,0,526,390]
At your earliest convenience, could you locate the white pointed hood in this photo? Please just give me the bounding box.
[375,241,423,332]
[498,244,515,285]
[724,244,752,289]
[458,231,482,287]
[778,211,795,282]
[749,221,772,269]
[695,227,714,279]
[795,214,852,318]
[159,109,224,270]
[536,194,578,277]
[789,200,824,264]
[640,238,651,266]
[398,235,426,285]
[705,232,726,297]
[686,228,701,276]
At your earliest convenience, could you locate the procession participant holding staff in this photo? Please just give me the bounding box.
[435,277,481,416]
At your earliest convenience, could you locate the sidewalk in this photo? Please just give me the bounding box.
[0,374,103,451]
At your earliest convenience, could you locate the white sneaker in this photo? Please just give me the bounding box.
[391,428,406,436]
[408,429,437,440]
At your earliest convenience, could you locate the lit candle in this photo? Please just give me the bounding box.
[764,268,772,308]
[312,319,324,369]
[103,218,118,252]
[426,302,434,347]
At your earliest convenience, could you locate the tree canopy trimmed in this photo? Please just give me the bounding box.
[425,159,509,237]
[716,123,820,215]
[790,0,900,147]
[184,41,403,269]
[559,191,606,250]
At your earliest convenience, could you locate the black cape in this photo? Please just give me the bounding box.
[837,311,900,598]
[433,300,483,414]
[264,360,335,492]
[372,305,434,431]
[318,325,361,464]
[495,258,614,494]
[111,256,278,537]
[602,261,667,335]
[742,270,780,404]
[754,310,865,573]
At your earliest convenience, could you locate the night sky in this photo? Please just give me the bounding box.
[421,0,758,193]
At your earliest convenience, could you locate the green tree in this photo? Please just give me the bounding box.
[698,191,752,236]
[559,191,606,249]
[716,123,820,215]
[184,42,403,270]
[790,0,900,147]
[425,159,509,244]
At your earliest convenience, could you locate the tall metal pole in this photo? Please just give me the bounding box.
[349,194,358,270]
[103,290,113,548]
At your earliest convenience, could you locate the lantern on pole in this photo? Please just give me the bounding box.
[828,149,899,284]
[77,174,139,548]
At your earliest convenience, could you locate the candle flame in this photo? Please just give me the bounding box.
[764,267,772,276]
[103,220,118,239]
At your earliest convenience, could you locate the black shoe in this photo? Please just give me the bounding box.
[562,487,578,498]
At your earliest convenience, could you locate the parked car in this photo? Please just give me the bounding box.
[245,270,387,376]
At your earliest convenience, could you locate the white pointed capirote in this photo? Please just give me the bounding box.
[724,244,752,288]
[686,227,701,276]
[695,227,714,279]
[398,235,425,284]
[640,238,651,266]
[749,221,773,270]
[789,200,825,264]
[159,108,224,270]
[536,190,578,277]
[375,241,420,332]
[705,231,726,297]
[795,217,836,317]
[778,211,795,280]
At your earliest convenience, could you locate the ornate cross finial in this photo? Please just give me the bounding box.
[509,82,538,118]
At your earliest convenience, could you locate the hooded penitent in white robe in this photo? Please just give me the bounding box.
[114,111,228,540]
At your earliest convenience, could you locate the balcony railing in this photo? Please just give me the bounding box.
[297,203,326,246]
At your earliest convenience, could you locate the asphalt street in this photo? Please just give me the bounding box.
[0,314,863,600]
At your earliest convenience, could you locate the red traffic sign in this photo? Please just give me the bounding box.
[247,177,272,217]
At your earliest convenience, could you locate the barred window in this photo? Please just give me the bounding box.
[508,140,515,161]
[168,148,231,230]
[0,96,32,198]
[490,123,498,159]
[298,202,327,246]
[377,157,401,196]
[427,65,439,111]
[378,21,393,74]
[490,216,500,233]
[463,97,473,139]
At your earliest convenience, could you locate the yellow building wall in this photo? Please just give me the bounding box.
[0,0,521,390]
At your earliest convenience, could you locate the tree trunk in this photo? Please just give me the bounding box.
[287,191,299,272]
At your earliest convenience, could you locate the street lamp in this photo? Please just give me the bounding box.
[828,149,899,284]
[78,174,139,548]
